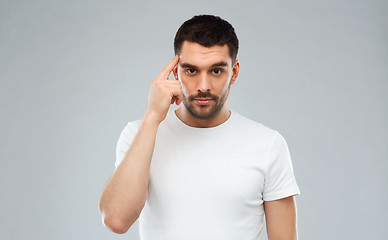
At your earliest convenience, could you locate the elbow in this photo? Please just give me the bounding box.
[102,212,139,234]
[98,195,143,234]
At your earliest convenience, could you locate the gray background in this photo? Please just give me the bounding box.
[1,0,387,239]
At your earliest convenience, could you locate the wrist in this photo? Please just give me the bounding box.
[142,112,162,127]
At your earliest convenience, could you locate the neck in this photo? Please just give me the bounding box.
[174,105,231,128]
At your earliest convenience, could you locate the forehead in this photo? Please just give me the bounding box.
[179,41,232,67]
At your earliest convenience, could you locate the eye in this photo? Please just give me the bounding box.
[186,69,197,75]
[212,69,223,75]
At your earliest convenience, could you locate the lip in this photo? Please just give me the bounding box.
[194,99,213,105]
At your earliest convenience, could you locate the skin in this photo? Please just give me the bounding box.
[99,40,298,238]
[98,56,183,234]
[172,41,298,239]
[172,41,240,128]
[264,195,299,240]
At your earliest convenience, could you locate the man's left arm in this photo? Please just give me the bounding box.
[263,195,298,240]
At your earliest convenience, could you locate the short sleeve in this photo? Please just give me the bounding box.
[263,131,301,201]
[115,120,141,169]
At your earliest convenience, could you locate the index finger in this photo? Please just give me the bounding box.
[159,55,179,79]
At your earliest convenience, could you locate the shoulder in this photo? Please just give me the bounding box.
[232,111,277,139]
[125,119,142,129]
[120,119,142,136]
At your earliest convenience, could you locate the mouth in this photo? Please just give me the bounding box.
[194,98,214,105]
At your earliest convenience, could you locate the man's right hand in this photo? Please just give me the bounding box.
[144,55,182,124]
[99,58,182,233]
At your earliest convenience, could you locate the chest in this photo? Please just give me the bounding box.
[148,133,268,215]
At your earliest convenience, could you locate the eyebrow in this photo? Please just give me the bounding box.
[180,61,229,69]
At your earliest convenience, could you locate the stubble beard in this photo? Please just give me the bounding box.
[182,82,232,120]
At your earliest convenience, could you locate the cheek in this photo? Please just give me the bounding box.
[215,78,231,92]
[181,84,189,97]
[178,74,194,91]
[177,75,189,96]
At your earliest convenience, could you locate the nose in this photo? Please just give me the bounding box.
[197,73,211,92]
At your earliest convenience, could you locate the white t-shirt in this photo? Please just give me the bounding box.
[115,109,301,240]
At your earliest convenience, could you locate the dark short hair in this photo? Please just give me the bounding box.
[174,15,239,62]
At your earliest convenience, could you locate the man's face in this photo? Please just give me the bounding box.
[174,41,239,120]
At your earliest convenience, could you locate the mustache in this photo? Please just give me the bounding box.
[188,92,218,100]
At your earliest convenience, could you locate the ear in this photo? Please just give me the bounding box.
[230,59,240,85]
[173,65,178,80]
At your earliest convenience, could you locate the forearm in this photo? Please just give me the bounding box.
[98,55,181,233]
[98,116,160,233]
[264,196,298,240]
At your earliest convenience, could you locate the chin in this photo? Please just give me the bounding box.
[185,101,223,120]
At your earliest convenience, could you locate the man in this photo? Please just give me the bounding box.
[98,15,301,240]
